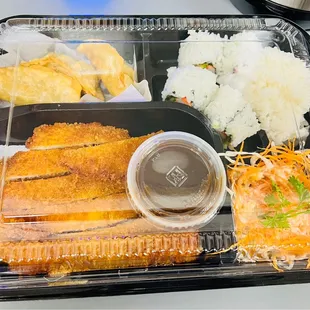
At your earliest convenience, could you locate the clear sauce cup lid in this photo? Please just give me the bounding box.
[127,131,227,230]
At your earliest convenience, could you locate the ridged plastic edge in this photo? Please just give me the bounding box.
[1,16,308,62]
[0,233,202,266]
[1,17,268,32]
[271,18,310,64]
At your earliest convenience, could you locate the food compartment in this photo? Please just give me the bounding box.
[0,103,236,276]
[139,32,283,152]
[0,33,144,107]
[142,26,310,153]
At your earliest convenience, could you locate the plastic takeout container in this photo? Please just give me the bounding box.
[127,131,226,229]
[0,15,310,301]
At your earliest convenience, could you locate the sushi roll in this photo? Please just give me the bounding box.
[205,85,247,132]
[217,31,262,76]
[217,71,249,92]
[225,104,261,148]
[178,30,225,74]
[204,85,260,148]
[162,66,218,111]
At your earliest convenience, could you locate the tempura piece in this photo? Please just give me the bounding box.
[4,149,69,181]
[3,174,125,203]
[26,122,130,150]
[22,53,104,100]
[61,132,162,180]
[77,43,134,96]
[0,233,201,275]
[0,65,82,105]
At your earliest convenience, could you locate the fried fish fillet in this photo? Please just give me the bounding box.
[4,149,69,181]
[3,174,125,204]
[22,53,104,100]
[77,43,134,96]
[0,65,82,105]
[0,233,201,276]
[26,122,130,150]
[61,132,162,180]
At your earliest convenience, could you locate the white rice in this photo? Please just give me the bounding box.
[162,66,218,111]
[242,47,310,145]
[225,104,261,147]
[217,31,263,76]
[178,30,225,68]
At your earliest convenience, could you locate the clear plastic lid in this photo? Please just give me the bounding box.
[127,131,227,229]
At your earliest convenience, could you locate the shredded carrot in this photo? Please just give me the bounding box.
[181,97,191,106]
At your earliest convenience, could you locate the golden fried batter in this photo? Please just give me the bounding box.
[0,233,201,275]
[22,53,104,100]
[61,132,162,180]
[0,65,82,105]
[5,149,69,181]
[3,174,125,203]
[26,122,130,150]
[77,43,134,96]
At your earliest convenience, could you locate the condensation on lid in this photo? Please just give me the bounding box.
[127,131,227,230]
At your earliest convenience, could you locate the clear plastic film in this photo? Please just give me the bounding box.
[0,16,309,294]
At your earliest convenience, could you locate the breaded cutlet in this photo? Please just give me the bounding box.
[3,174,125,203]
[26,122,130,150]
[61,131,163,180]
[5,149,69,181]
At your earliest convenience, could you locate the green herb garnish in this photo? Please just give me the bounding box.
[261,213,290,229]
[263,181,289,208]
[261,176,310,229]
[288,176,310,202]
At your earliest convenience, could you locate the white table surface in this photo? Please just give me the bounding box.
[0,0,310,309]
